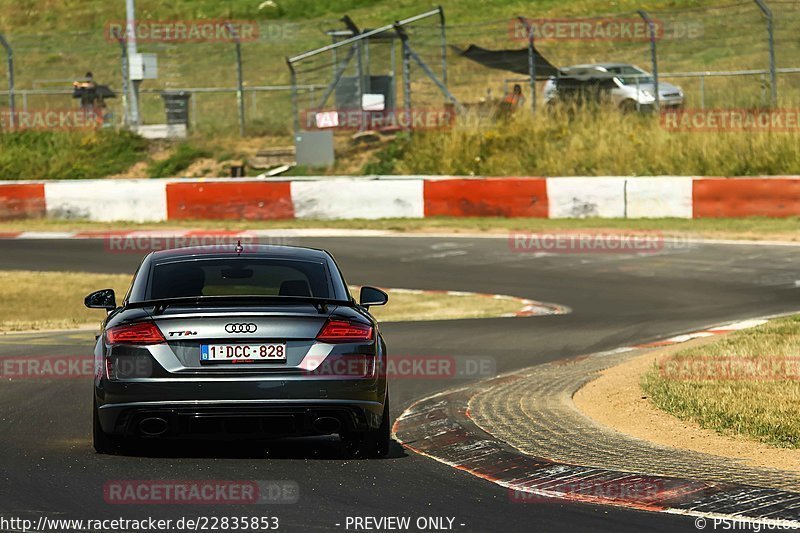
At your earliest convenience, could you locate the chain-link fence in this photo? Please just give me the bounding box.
[0,1,799,142]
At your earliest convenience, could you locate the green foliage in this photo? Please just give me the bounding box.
[148,142,211,178]
[361,133,411,175]
[0,129,147,180]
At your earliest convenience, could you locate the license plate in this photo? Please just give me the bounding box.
[201,343,287,363]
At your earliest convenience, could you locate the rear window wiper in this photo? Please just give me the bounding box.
[126,295,349,315]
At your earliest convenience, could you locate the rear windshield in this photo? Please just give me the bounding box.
[147,258,333,300]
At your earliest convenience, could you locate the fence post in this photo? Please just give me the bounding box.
[287,59,299,134]
[226,23,246,136]
[754,0,777,107]
[402,40,412,131]
[112,29,129,127]
[637,10,660,110]
[0,33,15,129]
[518,17,536,115]
[438,6,447,87]
[700,74,705,109]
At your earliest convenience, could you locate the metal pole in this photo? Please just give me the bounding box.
[114,29,129,127]
[355,42,364,131]
[438,6,447,87]
[125,0,140,126]
[0,33,15,129]
[700,75,705,109]
[227,23,246,136]
[402,41,411,131]
[637,10,660,110]
[754,0,777,107]
[287,59,299,134]
[519,17,536,115]
[289,8,442,64]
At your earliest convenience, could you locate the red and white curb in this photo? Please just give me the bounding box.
[5,176,800,221]
[392,315,800,527]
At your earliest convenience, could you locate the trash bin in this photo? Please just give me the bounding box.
[161,91,191,128]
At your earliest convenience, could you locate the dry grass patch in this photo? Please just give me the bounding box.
[0,271,522,332]
[642,315,800,448]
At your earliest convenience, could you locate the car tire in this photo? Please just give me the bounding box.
[361,396,391,458]
[93,397,123,454]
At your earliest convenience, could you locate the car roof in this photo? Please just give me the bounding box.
[148,244,331,262]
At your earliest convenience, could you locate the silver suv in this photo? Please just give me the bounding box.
[543,63,684,110]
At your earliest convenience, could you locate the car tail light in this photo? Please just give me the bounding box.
[106,322,165,345]
[316,319,373,343]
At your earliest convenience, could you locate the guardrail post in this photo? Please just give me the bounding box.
[754,0,777,107]
[637,10,660,111]
[0,33,15,129]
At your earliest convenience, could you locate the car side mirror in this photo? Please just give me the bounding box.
[359,286,388,309]
[85,289,116,311]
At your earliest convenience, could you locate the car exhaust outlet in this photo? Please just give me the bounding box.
[139,417,169,436]
[312,416,341,434]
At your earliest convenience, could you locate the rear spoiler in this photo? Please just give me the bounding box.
[125,295,353,315]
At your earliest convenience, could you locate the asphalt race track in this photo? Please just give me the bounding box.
[0,236,798,532]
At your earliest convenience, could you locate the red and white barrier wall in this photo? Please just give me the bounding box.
[0,176,798,221]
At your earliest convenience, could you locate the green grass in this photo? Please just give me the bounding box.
[147,142,211,178]
[386,106,800,176]
[0,130,148,180]
[642,315,800,448]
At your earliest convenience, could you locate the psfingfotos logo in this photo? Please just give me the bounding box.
[298,355,496,380]
[509,17,663,41]
[301,109,455,131]
[659,357,800,381]
[661,108,800,132]
[103,235,292,254]
[104,20,259,43]
[0,109,101,131]
[103,480,299,504]
[508,479,668,503]
[509,230,692,254]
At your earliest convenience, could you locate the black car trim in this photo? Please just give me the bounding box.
[125,295,352,315]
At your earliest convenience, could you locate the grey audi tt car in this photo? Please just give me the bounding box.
[85,243,390,456]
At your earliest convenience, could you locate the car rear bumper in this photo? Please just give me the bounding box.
[96,376,386,437]
[97,399,385,438]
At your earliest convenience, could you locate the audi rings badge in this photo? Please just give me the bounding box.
[225,323,258,334]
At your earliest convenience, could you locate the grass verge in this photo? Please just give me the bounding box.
[390,108,800,177]
[0,271,521,333]
[641,315,800,448]
[2,217,800,242]
[0,130,148,180]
